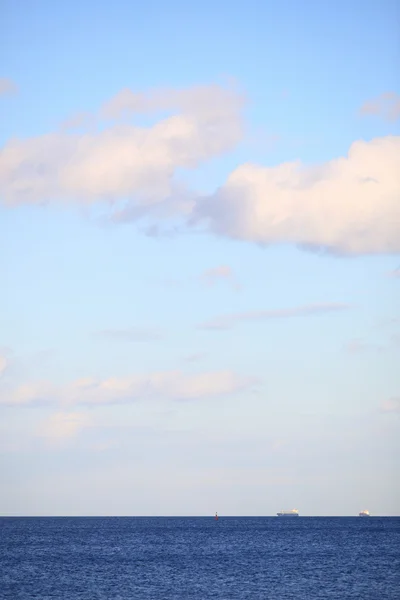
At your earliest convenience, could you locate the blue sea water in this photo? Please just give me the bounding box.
[0,517,399,599]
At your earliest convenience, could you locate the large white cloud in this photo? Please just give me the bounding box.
[0,370,256,407]
[192,136,400,255]
[0,83,244,208]
[1,82,399,256]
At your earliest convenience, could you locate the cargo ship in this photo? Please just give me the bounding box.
[359,510,370,517]
[277,509,299,517]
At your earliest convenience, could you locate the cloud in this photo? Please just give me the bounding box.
[344,334,400,354]
[199,302,350,330]
[0,82,245,208]
[388,267,400,278]
[38,411,91,441]
[0,355,8,377]
[0,78,18,96]
[2,81,398,258]
[0,381,55,406]
[391,333,400,347]
[60,112,96,132]
[0,370,256,407]
[344,338,384,354]
[380,398,400,413]
[183,352,208,363]
[192,136,400,256]
[201,265,241,290]
[94,327,163,342]
[359,92,400,122]
[378,316,400,328]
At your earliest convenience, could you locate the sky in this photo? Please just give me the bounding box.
[0,0,399,516]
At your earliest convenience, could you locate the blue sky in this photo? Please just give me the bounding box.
[0,0,399,516]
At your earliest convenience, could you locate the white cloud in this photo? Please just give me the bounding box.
[0,370,256,407]
[38,412,90,441]
[0,78,18,96]
[2,81,399,257]
[192,136,400,255]
[360,92,400,122]
[0,83,245,208]
[199,302,350,330]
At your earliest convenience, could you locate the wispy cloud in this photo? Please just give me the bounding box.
[0,78,18,96]
[59,111,96,132]
[391,333,400,347]
[387,267,400,279]
[201,265,241,290]
[344,338,384,354]
[344,334,400,354]
[182,352,208,363]
[378,316,400,328]
[38,411,91,443]
[94,327,164,342]
[0,370,257,407]
[380,397,400,414]
[359,92,400,122]
[0,355,8,377]
[199,303,350,330]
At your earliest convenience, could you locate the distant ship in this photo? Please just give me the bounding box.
[277,509,299,517]
[359,510,370,517]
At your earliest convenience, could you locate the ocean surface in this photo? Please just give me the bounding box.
[1,517,399,599]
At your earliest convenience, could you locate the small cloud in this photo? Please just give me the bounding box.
[199,303,350,331]
[0,78,18,96]
[38,411,91,442]
[90,441,119,452]
[60,111,96,132]
[344,338,368,354]
[359,92,400,122]
[201,265,241,291]
[391,333,400,347]
[378,316,400,328]
[94,327,164,342]
[159,278,183,288]
[0,355,8,377]
[344,333,400,354]
[380,398,400,413]
[183,352,207,363]
[141,224,181,238]
[344,338,384,354]
[387,267,400,278]
[271,439,287,452]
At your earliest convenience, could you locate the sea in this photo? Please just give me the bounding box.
[0,517,399,599]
